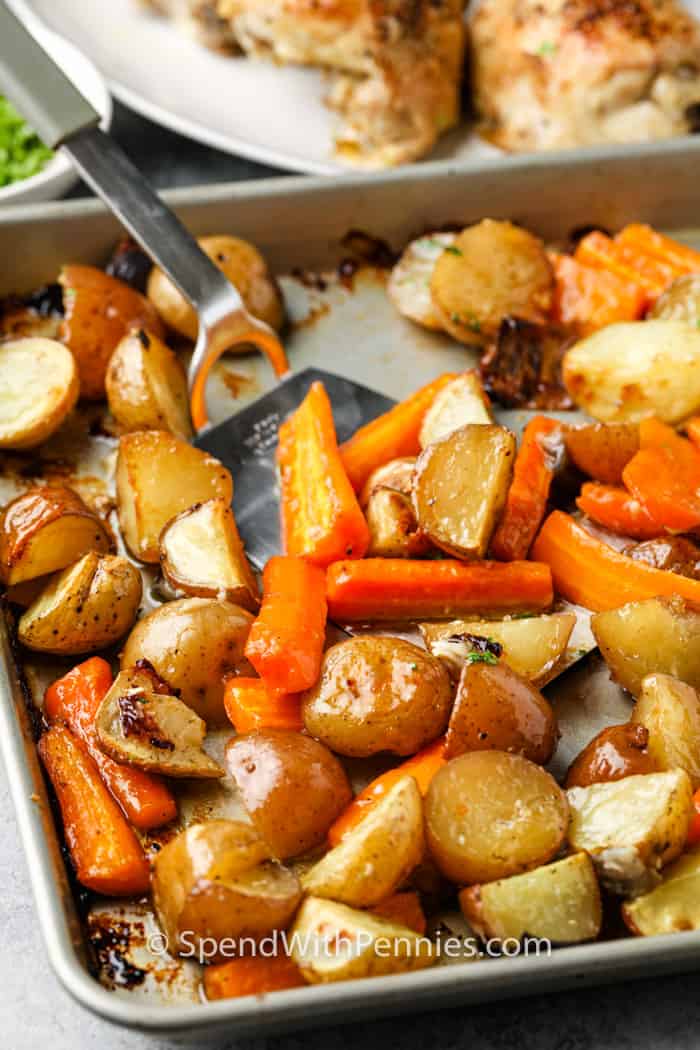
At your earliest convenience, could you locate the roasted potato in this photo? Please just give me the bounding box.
[147,235,284,339]
[624,536,700,579]
[359,457,416,506]
[445,661,558,764]
[562,321,700,423]
[0,338,78,449]
[412,424,515,559]
[301,635,453,758]
[632,674,700,788]
[418,372,493,448]
[225,730,352,859]
[623,847,700,936]
[460,852,601,945]
[301,776,424,907]
[565,723,657,789]
[364,488,430,558]
[387,232,457,330]
[105,328,191,439]
[121,597,253,725]
[159,498,258,610]
[564,422,639,485]
[290,897,435,983]
[425,751,568,884]
[0,486,112,585]
[648,273,700,325]
[17,552,141,655]
[430,220,553,346]
[567,769,693,895]
[59,264,165,399]
[591,596,700,697]
[95,667,223,778]
[152,821,301,962]
[420,612,576,685]
[116,430,233,562]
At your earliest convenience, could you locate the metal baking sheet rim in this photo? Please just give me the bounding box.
[3,159,700,1035]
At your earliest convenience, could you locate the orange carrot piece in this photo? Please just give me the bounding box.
[204,954,305,1001]
[326,558,553,622]
[576,483,664,541]
[616,224,700,275]
[687,417,700,450]
[622,419,700,533]
[531,511,700,611]
[278,381,369,566]
[44,658,177,831]
[223,676,303,733]
[490,416,562,561]
[244,556,327,692]
[339,372,460,492]
[38,725,150,896]
[372,891,427,935]
[575,231,676,302]
[549,252,646,333]
[327,737,447,846]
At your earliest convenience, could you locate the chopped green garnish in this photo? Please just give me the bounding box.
[445,245,463,257]
[450,311,482,333]
[537,41,557,56]
[695,318,700,329]
[0,96,53,188]
[464,650,499,666]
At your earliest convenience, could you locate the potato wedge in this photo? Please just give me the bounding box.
[301,776,424,907]
[623,847,700,936]
[116,430,233,563]
[591,596,700,697]
[121,597,253,725]
[460,853,601,945]
[387,232,457,331]
[105,328,191,439]
[562,320,700,423]
[290,897,435,983]
[418,372,493,448]
[0,338,78,449]
[359,457,416,506]
[633,674,700,788]
[420,612,576,685]
[430,220,553,346]
[95,667,223,778]
[0,486,112,585]
[567,769,693,895]
[648,274,700,326]
[159,498,258,609]
[17,552,141,655]
[564,423,640,485]
[412,424,515,560]
[59,264,165,399]
[147,235,284,340]
[365,488,430,558]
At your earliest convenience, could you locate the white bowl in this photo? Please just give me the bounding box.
[0,22,112,207]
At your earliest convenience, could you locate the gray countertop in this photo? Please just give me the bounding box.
[2,101,700,1050]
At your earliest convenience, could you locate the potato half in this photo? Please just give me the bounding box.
[105,328,191,439]
[565,723,657,789]
[387,232,457,331]
[116,430,233,563]
[365,488,430,558]
[623,847,700,936]
[159,498,258,610]
[0,338,78,449]
[419,372,493,449]
[633,674,700,788]
[359,457,416,506]
[564,423,639,485]
[0,486,112,586]
[17,552,141,655]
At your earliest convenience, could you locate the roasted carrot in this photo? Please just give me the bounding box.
[203,953,305,1001]
[278,381,369,566]
[490,416,562,561]
[622,419,700,533]
[326,558,553,622]
[576,483,663,541]
[38,725,150,896]
[687,417,700,451]
[616,224,700,275]
[223,676,303,733]
[44,658,177,831]
[549,252,646,333]
[244,556,327,692]
[339,372,459,492]
[531,511,700,611]
[327,737,447,846]
[372,891,427,935]
[575,231,676,303]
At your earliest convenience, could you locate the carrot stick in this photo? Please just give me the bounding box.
[490,416,562,561]
[44,658,176,831]
[372,891,427,935]
[615,224,700,275]
[576,483,663,540]
[278,381,369,566]
[339,372,460,492]
[575,231,676,303]
[328,738,446,846]
[531,511,700,611]
[38,725,150,896]
[549,252,646,333]
[326,558,553,622]
[622,419,700,533]
[223,676,303,733]
[204,953,305,1001]
[687,417,700,451]
[244,556,327,692]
